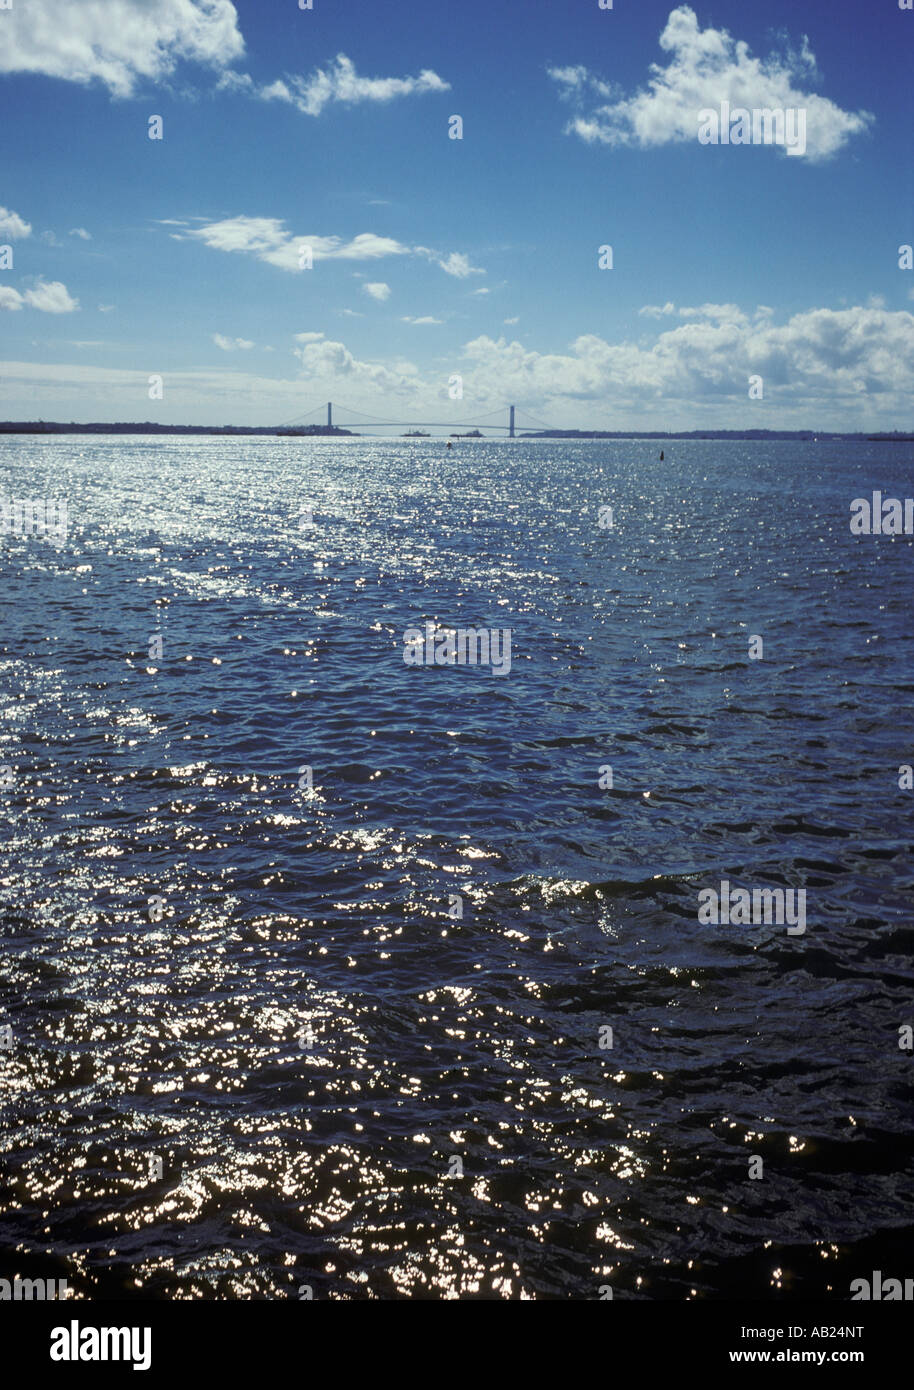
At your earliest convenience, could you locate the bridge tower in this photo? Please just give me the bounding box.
[327,402,332,429]
[509,405,515,439]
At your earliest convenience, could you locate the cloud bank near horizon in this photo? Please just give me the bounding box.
[3,300,911,427]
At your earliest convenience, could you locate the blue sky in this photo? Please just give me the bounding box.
[0,0,911,429]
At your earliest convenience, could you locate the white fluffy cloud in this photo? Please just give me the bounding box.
[550,5,872,161]
[3,12,445,117]
[258,53,449,117]
[402,316,443,325]
[0,280,79,313]
[69,228,92,240]
[363,282,391,302]
[0,0,245,97]
[27,280,80,312]
[291,334,419,396]
[415,248,486,279]
[212,333,254,350]
[172,215,482,279]
[175,216,408,272]
[0,206,32,239]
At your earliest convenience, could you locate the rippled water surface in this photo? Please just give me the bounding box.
[1,435,912,1299]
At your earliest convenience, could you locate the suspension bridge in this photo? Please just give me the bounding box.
[277,401,562,437]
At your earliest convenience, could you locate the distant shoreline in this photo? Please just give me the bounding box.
[0,423,912,442]
[0,423,355,438]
